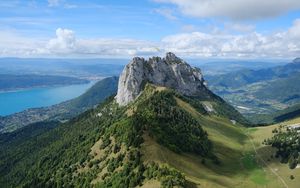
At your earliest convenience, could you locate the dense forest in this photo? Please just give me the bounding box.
[0,84,222,187]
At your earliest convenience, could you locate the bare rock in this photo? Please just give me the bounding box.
[116,52,206,106]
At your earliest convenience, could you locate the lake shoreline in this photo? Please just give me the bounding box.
[0,81,92,94]
[0,81,97,116]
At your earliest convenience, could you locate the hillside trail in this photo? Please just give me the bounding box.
[243,128,289,188]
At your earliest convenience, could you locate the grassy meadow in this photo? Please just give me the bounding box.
[141,97,300,187]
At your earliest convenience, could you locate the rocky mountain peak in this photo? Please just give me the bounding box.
[165,52,182,63]
[116,52,207,106]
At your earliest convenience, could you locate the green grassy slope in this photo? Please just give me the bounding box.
[249,117,300,188]
[142,97,278,187]
[143,96,300,188]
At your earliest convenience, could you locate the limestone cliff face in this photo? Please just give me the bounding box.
[116,52,206,106]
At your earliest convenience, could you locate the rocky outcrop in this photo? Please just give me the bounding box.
[116,52,207,106]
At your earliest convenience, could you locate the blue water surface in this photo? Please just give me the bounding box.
[0,82,94,116]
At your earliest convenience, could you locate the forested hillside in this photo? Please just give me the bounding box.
[0,83,250,187]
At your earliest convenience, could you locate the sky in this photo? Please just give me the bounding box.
[0,0,300,59]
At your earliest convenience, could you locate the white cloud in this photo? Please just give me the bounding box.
[159,19,300,58]
[154,0,300,20]
[224,23,255,33]
[0,30,46,57]
[48,0,60,7]
[288,19,300,39]
[154,8,177,20]
[44,28,160,57]
[47,28,76,53]
[1,21,300,58]
[161,28,300,58]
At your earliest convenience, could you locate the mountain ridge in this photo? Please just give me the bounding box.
[0,53,252,187]
[207,57,300,118]
[207,57,300,89]
[116,53,248,125]
[0,82,246,187]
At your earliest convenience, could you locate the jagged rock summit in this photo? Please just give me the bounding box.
[116,52,207,106]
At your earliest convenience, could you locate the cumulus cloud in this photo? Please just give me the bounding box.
[43,28,160,57]
[154,0,300,20]
[0,28,159,58]
[47,28,76,53]
[1,21,300,58]
[161,28,300,58]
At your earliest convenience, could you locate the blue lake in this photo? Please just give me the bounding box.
[0,82,95,116]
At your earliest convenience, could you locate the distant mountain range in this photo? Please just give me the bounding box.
[248,103,300,124]
[196,59,286,76]
[0,74,88,91]
[207,58,300,88]
[0,58,124,78]
[206,58,300,120]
